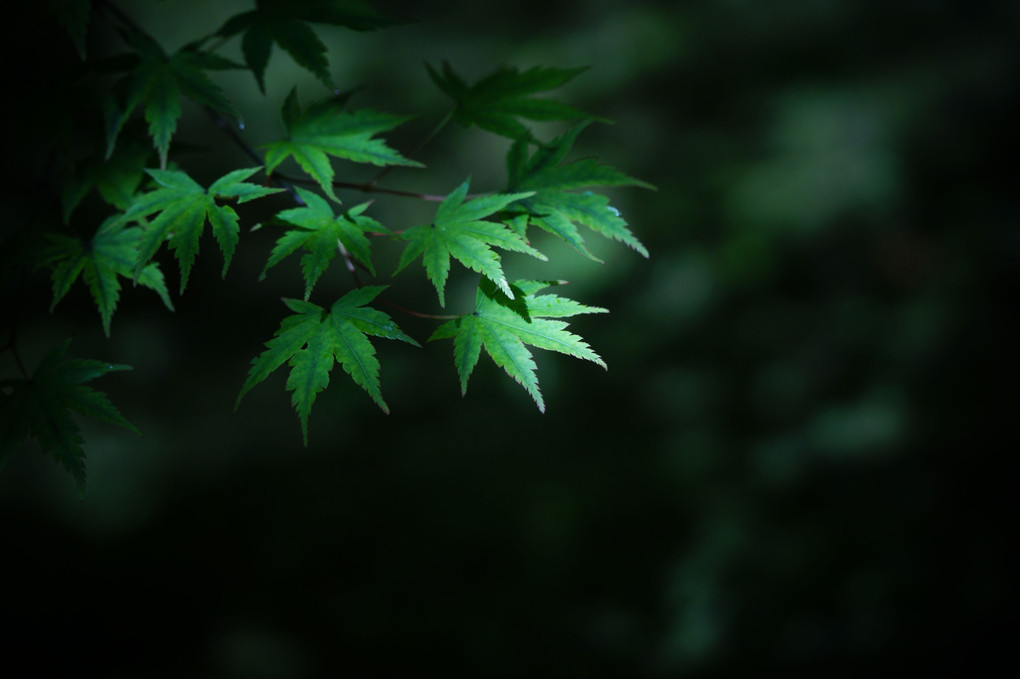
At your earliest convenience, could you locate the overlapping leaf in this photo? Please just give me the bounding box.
[506,121,655,260]
[216,0,402,91]
[236,286,418,443]
[104,29,243,168]
[39,217,174,337]
[118,167,282,292]
[262,88,422,202]
[395,180,542,306]
[261,187,390,299]
[61,140,151,223]
[426,61,600,142]
[429,279,606,412]
[0,339,139,497]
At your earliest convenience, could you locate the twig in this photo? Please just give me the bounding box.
[274,172,451,202]
[337,239,363,288]
[367,111,452,188]
[376,300,458,320]
[206,111,305,206]
[98,1,458,320]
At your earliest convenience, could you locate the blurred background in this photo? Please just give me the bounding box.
[2,0,1017,675]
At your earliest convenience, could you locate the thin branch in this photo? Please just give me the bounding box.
[206,111,305,206]
[274,172,449,202]
[367,111,452,188]
[376,300,459,320]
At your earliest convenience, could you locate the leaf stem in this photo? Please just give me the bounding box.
[274,172,448,202]
[367,111,452,188]
[336,239,363,288]
[206,111,305,206]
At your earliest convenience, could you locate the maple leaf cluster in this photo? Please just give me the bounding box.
[7,0,653,492]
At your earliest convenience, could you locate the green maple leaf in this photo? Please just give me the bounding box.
[48,0,92,59]
[0,339,139,497]
[262,88,423,202]
[236,286,419,444]
[216,0,402,92]
[507,121,655,260]
[395,180,543,306]
[426,61,602,143]
[39,217,174,337]
[430,279,607,412]
[61,140,151,223]
[118,167,283,293]
[104,29,243,168]
[261,187,390,299]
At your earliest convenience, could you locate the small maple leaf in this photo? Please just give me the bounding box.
[261,187,391,299]
[236,286,419,444]
[395,180,542,306]
[0,339,139,497]
[104,29,244,168]
[215,0,403,92]
[429,279,606,412]
[117,167,283,293]
[39,216,174,337]
[506,121,655,260]
[262,88,423,202]
[426,61,604,143]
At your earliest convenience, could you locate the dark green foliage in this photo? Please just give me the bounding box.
[0,339,138,497]
[103,29,244,168]
[427,61,601,142]
[47,0,91,59]
[40,216,174,336]
[216,0,403,91]
[1,0,649,488]
[60,140,151,223]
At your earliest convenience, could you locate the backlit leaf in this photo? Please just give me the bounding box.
[507,122,655,259]
[236,286,419,444]
[262,186,386,299]
[262,88,422,202]
[395,180,540,306]
[118,167,282,292]
[429,279,606,411]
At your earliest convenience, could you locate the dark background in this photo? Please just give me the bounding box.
[2,0,1017,675]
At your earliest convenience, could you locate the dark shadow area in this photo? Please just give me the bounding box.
[1,0,1016,675]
